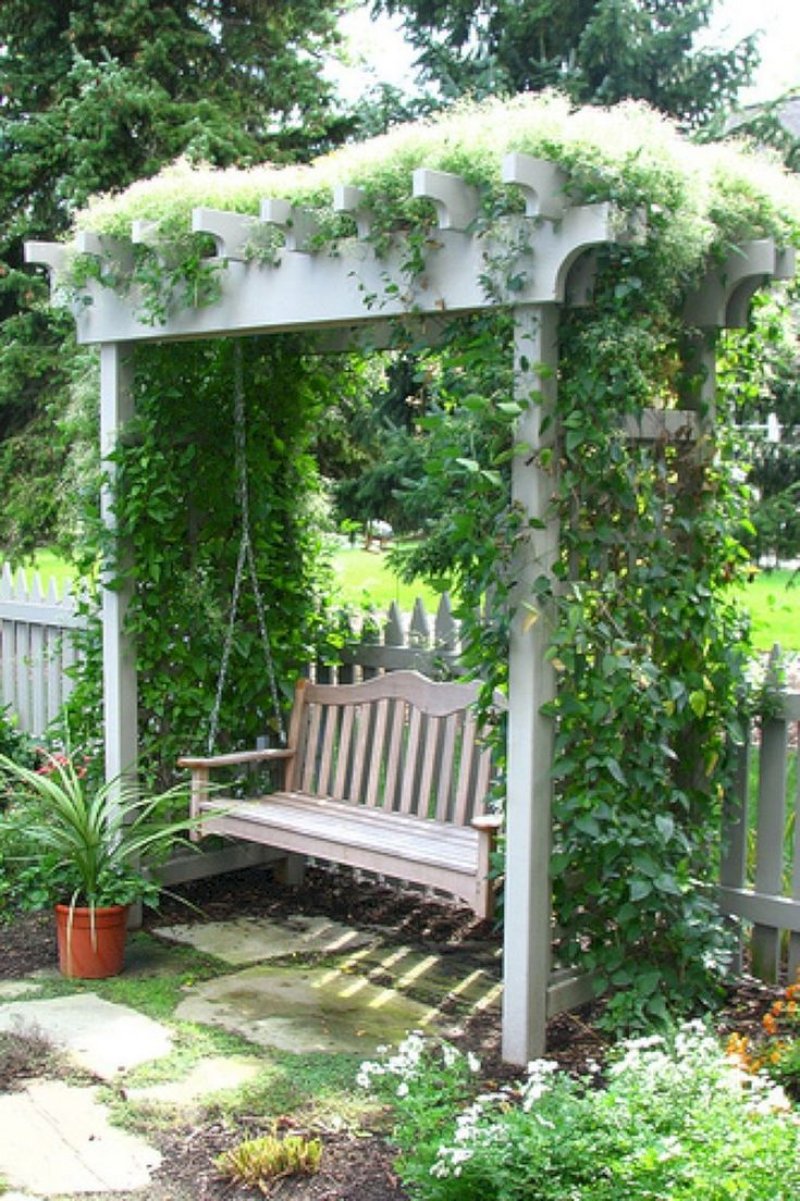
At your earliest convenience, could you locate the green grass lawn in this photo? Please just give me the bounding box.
[6,549,76,596]
[730,568,800,653]
[7,548,800,651]
[329,544,442,613]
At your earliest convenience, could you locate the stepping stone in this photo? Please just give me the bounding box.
[0,1080,161,1195]
[341,943,503,1011]
[0,980,43,1000]
[128,1055,261,1106]
[176,962,445,1054]
[153,913,375,966]
[0,994,172,1080]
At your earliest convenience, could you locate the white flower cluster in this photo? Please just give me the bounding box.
[356,1031,427,1091]
[608,1021,793,1118]
[430,1094,512,1180]
[431,1056,562,1180]
[520,1058,561,1112]
[356,1033,481,1098]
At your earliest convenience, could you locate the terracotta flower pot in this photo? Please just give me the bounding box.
[55,903,129,979]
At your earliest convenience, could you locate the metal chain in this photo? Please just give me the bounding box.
[207,341,286,753]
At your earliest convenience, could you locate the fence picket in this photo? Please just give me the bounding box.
[0,568,88,735]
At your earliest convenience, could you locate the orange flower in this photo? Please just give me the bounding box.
[763,1013,778,1036]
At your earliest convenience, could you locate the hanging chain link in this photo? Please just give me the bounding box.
[206,342,286,754]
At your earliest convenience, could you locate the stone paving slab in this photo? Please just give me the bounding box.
[128,1054,262,1106]
[175,961,445,1054]
[0,980,43,1001]
[0,994,172,1080]
[0,1080,161,1195]
[153,913,375,965]
[340,942,503,1012]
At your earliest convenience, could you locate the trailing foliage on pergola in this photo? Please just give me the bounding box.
[27,95,800,1062]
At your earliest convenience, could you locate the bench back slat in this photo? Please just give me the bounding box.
[434,714,458,822]
[333,704,355,798]
[285,670,498,828]
[399,708,423,815]
[453,710,479,825]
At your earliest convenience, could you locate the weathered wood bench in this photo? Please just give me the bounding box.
[178,670,502,919]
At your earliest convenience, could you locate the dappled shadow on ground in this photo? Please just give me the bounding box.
[0,864,787,1200]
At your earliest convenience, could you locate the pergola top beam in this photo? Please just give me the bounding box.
[26,164,630,346]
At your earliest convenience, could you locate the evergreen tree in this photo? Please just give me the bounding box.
[0,0,348,555]
[374,0,758,129]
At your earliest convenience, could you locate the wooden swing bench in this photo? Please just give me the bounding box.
[178,670,502,919]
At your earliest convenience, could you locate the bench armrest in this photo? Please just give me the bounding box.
[471,814,503,832]
[179,747,295,838]
[178,748,294,770]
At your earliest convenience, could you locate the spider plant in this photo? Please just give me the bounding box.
[0,749,206,913]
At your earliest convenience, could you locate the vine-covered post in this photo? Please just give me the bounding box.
[503,302,560,1064]
[100,343,138,788]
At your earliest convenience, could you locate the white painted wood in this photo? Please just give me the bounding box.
[790,733,800,982]
[752,717,789,981]
[503,303,560,1065]
[100,343,138,786]
[75,231,135,273]
[191,208,257,261]
[259,199,319,252]
[32,201,623,346]
[622,409,700,442]
[501,153,567,221]
[333,184,372,239]
[412,169,480,231]
[684,240,795,329]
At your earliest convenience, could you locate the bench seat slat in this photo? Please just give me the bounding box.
[198,794,484,905]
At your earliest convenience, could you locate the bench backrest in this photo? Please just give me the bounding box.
[284,670,495,826]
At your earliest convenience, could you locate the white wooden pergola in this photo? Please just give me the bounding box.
[27,155,795,1063]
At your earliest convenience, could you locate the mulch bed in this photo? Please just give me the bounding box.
[0,865,788,1200]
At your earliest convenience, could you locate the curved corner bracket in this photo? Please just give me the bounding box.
[333,184,373,239]
[412,168,480,232]
[501,153,567,222]
[259,198,319,252]
[74,231,135,274]
[191,208,257,261]
[564,249,599,308]
[684,239,794,329]
[536,202,616,304]
[24,240,69,278]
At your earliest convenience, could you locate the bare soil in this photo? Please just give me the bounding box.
[0,865,787,1200]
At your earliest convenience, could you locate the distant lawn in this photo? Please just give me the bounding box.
[731,567,800,653]
[5,549,76,597]
[7,548,800,652]
[330,544,443,614]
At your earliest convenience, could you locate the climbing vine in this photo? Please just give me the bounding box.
[62,93,800,1028]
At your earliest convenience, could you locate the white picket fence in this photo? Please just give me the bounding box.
[0,573,462,735]
[3,566,799,985]
[0,565,87,735]
[720,686,800,985]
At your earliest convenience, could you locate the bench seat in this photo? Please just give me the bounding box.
[180,670,502,918]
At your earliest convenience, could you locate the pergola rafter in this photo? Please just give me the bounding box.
[26,153,795,1064]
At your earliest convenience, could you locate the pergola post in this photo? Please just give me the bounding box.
[100,343,138,786]
[503,303,560,1064]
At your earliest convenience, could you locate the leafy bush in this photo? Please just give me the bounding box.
[359,1028,800,1201]
[0,706,36,779]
